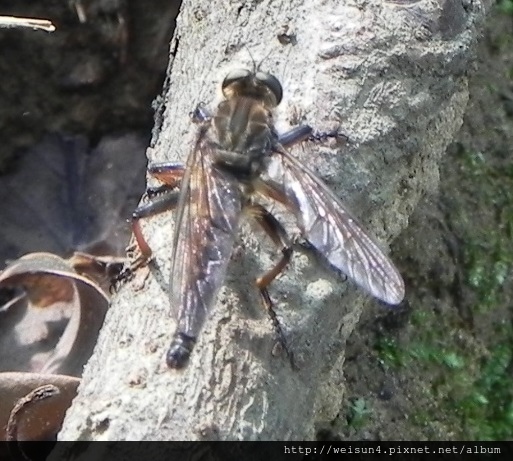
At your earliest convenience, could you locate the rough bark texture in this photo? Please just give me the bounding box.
[56,0,487,443]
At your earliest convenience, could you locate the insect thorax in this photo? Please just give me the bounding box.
[211,97,277,178]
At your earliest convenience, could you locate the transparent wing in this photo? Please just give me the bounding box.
[260,148,405,305]
[170,132,243,338]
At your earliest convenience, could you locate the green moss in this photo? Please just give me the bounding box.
[375,337,409,368]
[346,398,372,430]
[374,147,513,440]
[444,148,513,439]
[376,327,513,439]
[460,150,513,312]
[455,342,513,440]
[498,0,513,16]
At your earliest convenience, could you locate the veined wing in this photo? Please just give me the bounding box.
[170,131,243,338]
[259,147,405,305]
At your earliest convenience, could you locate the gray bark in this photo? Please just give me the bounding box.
[56,0,487,442]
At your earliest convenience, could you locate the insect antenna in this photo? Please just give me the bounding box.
[242,44,258,73]
[241,44,275,74]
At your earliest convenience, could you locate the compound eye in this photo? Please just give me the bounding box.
[255,71,283,105]
[222,68,251,91]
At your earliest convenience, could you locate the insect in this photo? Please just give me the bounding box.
[130,68,405,369]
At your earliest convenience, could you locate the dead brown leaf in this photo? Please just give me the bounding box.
[0,372,80,442]
[0,252,110,376]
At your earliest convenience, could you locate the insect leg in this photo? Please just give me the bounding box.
[147,162,185,187]
[278,125,346,148]
[278,125,312,147]
[131,162,185,259]
[132,190,180,259]
[249,203,298,369]
[114,163,185,286]
[190,103,213,124]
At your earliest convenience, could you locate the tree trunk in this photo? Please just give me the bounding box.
[56,0,488,442]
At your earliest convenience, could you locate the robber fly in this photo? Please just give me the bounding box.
[130,68,405,369]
